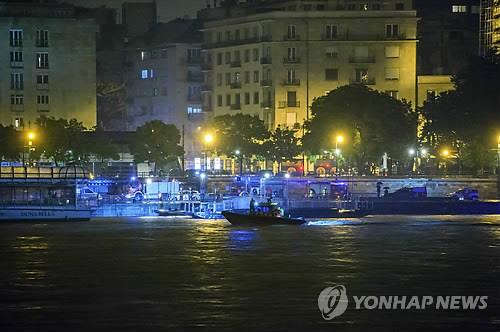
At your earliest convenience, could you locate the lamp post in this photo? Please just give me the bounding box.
[441,148,450,175]
[408,148,416,174]
[334,134,343,175]
[235,149,243,176]
[202,132,214,172]
[23,131,36,167]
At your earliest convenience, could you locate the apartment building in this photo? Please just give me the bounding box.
[125,19,205,169]
[480,0,500,55]
[201,0,417,130]
[0,2,97,129]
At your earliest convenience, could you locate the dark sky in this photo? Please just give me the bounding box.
[63,0,207,22]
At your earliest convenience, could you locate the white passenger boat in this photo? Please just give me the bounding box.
[0,165,95,221]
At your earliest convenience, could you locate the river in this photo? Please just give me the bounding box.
[1,215,499,331]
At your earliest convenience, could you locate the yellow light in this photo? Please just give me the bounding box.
[27,132,35,140]
[441,149,450,157]
[336,135,344,143]
[204,133,214,144]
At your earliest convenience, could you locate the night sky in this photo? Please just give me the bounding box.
[63,0,207,22]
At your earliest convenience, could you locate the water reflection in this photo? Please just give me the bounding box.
[228,229,259,251]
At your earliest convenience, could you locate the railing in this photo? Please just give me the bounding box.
[261,102,273,109]
[260,79,272,87]
[11,104,24,112]
[36,83,49,90]
[260,57,272,64]
[283,34,300,41]
[230,82,242,89]
[350,78,376,85]
[203,36,272,49]
[278,101,301,108]
[230,60,242,68]
[283,56,301,64]
[10,61,23,68]
[282,79,300,86]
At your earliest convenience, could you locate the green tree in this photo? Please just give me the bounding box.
[303,84,416,173]
[0,125,22,161]
[420,54,500,173]
[128,120,183,175]
[211,113,270,160]
[262,126,302,171]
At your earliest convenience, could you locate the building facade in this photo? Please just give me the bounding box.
[201,0,417,130]
[480,0,500,55]
[125,19,206,169]
[0,2,97,129]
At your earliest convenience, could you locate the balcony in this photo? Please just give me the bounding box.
[260,57,272,65]
[230,60,241,68]
[201,85,212,92]
[10,61,23,68]
[204,35,273,49]
[230,82,241,89]
[283,57,301,64]
[349,56,376,63]
[350,78,376,85]
[282,79,300,86]
[187,94,202,102]
[278,101,300,108]
[10,104,24,112]
[187,56,202,65]
[283,34,300,41]
[36,83,49,90]
[37,105,50,112]
[261,101,273,109]
[260,79,272,87]
[187,74,203,82]
[230,103,241,110]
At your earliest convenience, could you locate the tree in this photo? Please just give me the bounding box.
[419,54,500,173]
[0,125,22,161]
[262,126,302,171]
[211,113,270,158]
[128,120,183,175]
[303,84,416,173]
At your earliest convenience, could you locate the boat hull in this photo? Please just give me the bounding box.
[222,211,306,226]
[0,207,92,221]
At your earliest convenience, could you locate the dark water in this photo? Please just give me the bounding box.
[1,216,500,332]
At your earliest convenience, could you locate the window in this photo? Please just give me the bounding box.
[234,50,241,63]
[452,5,467,13]
[355,68,368,83]
[217,31,222,42]
[37,95,49,104]
[226,94,231,106]
[386,90,399,99]
[244,71,250,84]
[385,46,400,58]
[252,48,259,61]
[385,24,399,38]
[217,73,222,86]
[385,68,399,80]
[325,24,338,39]
[9,29,23,47]
[233,72,241,84]
[235,93,241,106]
[14,117,24,128]
[471,5,479,14]
[287,69,296,83]
[253,70,259,83]
[225,52,231,64]
[287,25,296,39]
[244,49,250,62]
[360,3,368,10]
[187,105,202,114]
[36,52,49,69]
[244,92,250,105]
[253,92,259,104]
[252,26,259,38]
[287,47,296,61]
[326,47,338,58]
[217,95,223,107]
[10,51,23,62]
[141,69,148,79]
[161,49,168,58]
[325,69,338,81]
[235,29,240,40]
[37,74,49,84]
[187,48,201,61]
[153,88,158,96]
[225,73,231,86]
[217,53,222,65]
[36,30,49,47]
[11,94,24,105]
[225,30,231,41]
[149,69,154,78]
[140,51,148,60]
[244,28,250,39]
[161,87,168,96]
[287,91,297,106]
[11,73,24,90]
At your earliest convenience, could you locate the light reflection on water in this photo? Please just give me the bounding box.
[0,216,499,331]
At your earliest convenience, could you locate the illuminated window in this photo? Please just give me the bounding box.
[141,70,148,79]
[187,105,202,114]
[14,117,24,128]
[36,52,49,69]
[452,5,467,13]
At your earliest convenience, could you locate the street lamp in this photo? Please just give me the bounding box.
[334,134,344,175]
[23,131,36,167]
[235,149,243,176]
[202,132,214,172]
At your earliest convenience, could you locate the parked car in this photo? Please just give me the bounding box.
[77,187,102,201]
[386,186,427,199]
[449,188,479,201]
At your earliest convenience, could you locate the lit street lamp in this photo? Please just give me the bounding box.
[23,131,36,167]
[334,134,344,175]
[235,149,243,176]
